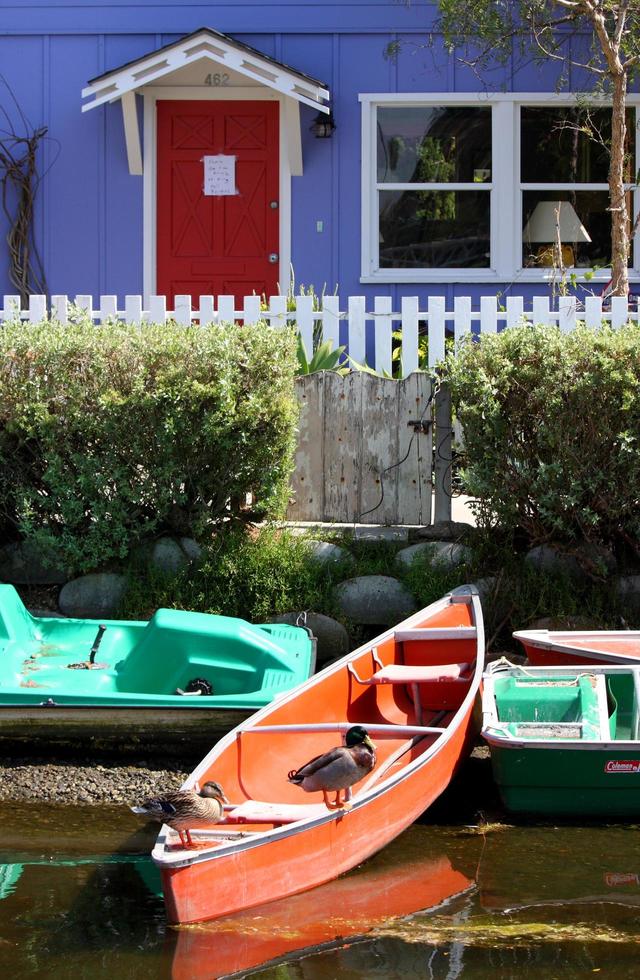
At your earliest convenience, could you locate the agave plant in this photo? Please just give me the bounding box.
[296,335,349,375]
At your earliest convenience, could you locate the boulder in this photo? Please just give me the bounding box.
[58,573,128,618]
[270,612,350,664]
[415,520,474,542]
[469,577,498,605]
[334,575,416,626]
[526,615,603,631]
[396,540,471,571]
[0,540,69,585]
[525,545,585,581]
[306,540,349,565]
[147,536,202,575]
[353,526,409,543]
[525,543,616,581]
[573,542,617,578]
[614,576,640,620]
[450,577,507,621]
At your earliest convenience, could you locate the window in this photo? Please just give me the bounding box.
[377,107,492,269]
[520,106,635,270]
[360,95,640,283]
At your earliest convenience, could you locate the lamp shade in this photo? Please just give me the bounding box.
[523,201,591,243]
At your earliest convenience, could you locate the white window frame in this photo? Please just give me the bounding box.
[360,92,640,285]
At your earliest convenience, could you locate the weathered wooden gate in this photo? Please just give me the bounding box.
[287,372,452,526]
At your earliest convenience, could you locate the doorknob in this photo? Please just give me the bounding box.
[268,253,279,263]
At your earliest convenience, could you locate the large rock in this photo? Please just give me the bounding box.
[58,573,128,618]
[525,545,585,581]
[415,520,474,542]
[452,576,503,607]
[147,536,202,575]
[396,540,471,571]
[27,608,66,619]
[334,575,417,626]
[527,615,603,631]
[469,577,497,605]
[574,542,617,577]
[525,543,616,581]
[353,526,409,543]
[271,612,350,664]
[0,540,69,585]
[306,540,349,565]
[614,576,640,620]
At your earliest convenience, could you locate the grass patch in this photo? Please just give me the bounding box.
[122,525,350,623]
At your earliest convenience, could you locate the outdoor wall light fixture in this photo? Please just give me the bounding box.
[310,110,336,138]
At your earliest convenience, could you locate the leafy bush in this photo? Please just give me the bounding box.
[0,318,299,572]
[444,322,640,550]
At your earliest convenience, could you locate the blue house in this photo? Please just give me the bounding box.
[1,2,638,308]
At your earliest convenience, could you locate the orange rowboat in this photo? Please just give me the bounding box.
[514,629,640,667]
[152,587,484,924]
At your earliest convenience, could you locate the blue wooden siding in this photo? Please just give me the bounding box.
[0,2,610,304]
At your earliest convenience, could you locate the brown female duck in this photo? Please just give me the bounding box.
[130,780,228,847]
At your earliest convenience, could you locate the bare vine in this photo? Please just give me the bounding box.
[0,75,58,303]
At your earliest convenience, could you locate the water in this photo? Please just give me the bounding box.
[1,774,639,979]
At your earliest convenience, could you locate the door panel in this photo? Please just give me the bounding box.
[156,100,279,305]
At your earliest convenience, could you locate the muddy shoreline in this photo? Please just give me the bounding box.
[0,752,194,806]
[0,744,494,810]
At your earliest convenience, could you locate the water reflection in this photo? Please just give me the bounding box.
[171,829,476,979]
[0,801,639,979]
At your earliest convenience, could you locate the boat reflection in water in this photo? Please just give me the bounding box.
[171,833,475,979]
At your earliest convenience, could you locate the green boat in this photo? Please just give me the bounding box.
[0,584,315,752]
[482,660,640,817]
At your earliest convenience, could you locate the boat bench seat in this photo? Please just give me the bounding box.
[223,800,328,824]
[366,663,471,684]
[349,656,473,724]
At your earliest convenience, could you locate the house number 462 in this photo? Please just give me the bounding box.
[204,73,230,87]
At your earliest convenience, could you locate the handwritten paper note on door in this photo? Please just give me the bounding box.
[203,155,237,196]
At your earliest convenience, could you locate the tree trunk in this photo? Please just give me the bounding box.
[608,70,630,296]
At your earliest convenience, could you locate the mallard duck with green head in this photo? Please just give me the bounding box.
[130,780,229,847]
[288,725,377,810]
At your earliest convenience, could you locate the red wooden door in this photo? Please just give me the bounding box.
[156,100,279,304]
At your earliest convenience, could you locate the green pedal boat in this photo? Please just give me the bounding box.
[482,660,640,817]
[0,585,315,752]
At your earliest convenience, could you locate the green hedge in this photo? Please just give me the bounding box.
[444,322,640,550]
[0,317,299,572]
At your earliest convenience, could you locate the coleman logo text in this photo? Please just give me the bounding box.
[604,760,640,773]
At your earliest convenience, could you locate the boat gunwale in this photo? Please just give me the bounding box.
[482,732,640,751]
[152,588,485,870]
[482,661,640,751]
[513,629,640,662]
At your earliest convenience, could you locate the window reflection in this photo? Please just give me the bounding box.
[379,190,491,269]
[521,107,635,183]
[377,107,492,184]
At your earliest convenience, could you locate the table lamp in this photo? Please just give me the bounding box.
[523,200,591,266]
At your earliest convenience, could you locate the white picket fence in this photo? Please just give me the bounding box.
[1,292,638,375]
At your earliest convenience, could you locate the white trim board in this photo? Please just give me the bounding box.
[83,28,330,114]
